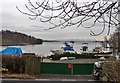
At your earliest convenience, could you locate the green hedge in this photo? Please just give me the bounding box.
[50,52,96,60]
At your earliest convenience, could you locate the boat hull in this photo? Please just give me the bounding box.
[50,49,77,55]
[50,49,64,54]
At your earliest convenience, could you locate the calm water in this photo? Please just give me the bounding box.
[0,42,101,56]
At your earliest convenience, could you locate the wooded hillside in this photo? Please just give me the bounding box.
[0,30,43,46]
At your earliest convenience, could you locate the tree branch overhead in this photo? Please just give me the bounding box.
[16,0,120,36]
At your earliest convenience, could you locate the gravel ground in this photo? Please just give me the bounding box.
[43,58,99,63]
[34,74,95,81]
[2,74,95,81]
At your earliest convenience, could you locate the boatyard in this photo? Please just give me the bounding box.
[1,0,120,82]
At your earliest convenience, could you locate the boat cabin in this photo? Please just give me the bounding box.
[81,43,88,52]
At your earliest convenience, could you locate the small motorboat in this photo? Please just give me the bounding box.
[80,43,89,52]
[50,49,64,55]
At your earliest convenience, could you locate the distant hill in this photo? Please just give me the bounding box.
[0,30,43,46]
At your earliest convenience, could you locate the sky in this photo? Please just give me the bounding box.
[0,0,117,41]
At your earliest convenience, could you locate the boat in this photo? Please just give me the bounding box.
[80,43,89,53]
[50,49,64,55]
[93,43,113,56]
[80,42,112,56]
[50,41,77,55]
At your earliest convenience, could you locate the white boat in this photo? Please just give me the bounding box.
[50,49,64,55]
[60,57,68,60]
[80,43,89,53]
[93,42,113,56]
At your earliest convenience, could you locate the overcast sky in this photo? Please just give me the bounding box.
[0,0,116,41]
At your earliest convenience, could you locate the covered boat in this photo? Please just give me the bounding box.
[0,46,22,55]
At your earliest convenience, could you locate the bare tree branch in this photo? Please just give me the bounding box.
[16,0,120,36]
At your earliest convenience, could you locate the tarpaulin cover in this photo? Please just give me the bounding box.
[63,46,74,51]
[0,46,22,55]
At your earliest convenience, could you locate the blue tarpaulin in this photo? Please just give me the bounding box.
[0,46,22,55]
[63,46,74,51]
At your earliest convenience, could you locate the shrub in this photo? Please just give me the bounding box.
[2,55,24,73]
[50,52,96,60]
[2,54,40,74]
[102,57,120,82]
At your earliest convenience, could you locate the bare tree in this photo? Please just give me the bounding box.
[109,32,118,54]
[16,0,120,52]
[16,0,120,36]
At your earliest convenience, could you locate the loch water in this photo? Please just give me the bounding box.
[0,41,101,56]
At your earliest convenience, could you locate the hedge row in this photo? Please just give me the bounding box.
[49,52,96,60]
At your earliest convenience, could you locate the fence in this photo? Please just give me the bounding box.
[25,57,41,75]
[41,62,94,75]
